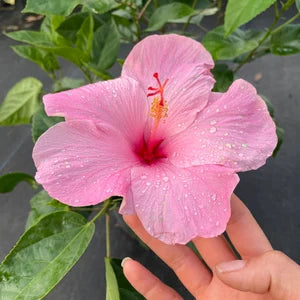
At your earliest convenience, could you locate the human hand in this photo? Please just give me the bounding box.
[122,194,300,300]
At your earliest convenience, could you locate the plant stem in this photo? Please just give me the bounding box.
[80,66,93,83]
[274,1,279,18]
[271,11,300,35]
[129,0,141,41]
[71,207,103,212]
[106,213,111,258]
[138,0,152,20]
[233,0,295,73]
[198,23,209,32]
[182,0,198,32]
[217,0,223,25]
[89,198,111,224]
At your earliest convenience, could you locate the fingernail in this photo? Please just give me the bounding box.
[121,257,132,268]
[216,260,246,273]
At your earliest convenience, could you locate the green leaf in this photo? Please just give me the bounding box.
[7,27,82,66]
[170,7,218,24]
[105,258,145,300]
[112,10,138,43]
[260,95,283,157]
[273,126,284,157]
[0,211,95,299]
[260,95,274,118]
[52,77,85,92]
[31,104,64,142]
[39,15,70,47]
[26,190,68,229]
[105,258,120,300]
[76,14,94,56]
[224,0,276,36]
[271,24,300,56]
[6,30,53,47]
[186,242,202,260]
[42,46,84,66]
[11,45,59,74]
[91,20,120,70]
[296,0,300,11]
[0,77,42,125]
[202,26,263,61]
[40,15,66,35]
[0,173,37,193]
[117,58,125,66]
[146,2,195,31]
[84,63,113,80]
[56,12,89,43]
[22,0,81,16]
[212,64,234,92]
[84,0,120,14]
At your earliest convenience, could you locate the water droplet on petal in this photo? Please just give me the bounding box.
[162,176,169,182]
[210,120,217,125]
[209,127,217,133]
[225,143,232,148]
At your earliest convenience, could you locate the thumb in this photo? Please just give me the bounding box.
[215,251,300,297]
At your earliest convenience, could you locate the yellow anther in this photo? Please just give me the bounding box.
[149,96,168,120]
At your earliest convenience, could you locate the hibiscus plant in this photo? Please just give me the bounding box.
[0,0,299,299]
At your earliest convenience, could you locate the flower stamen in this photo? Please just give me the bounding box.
[147,72,169,120]
[147,72,169,152]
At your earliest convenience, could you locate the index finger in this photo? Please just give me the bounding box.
[123,215,211,297]
[226,194,273,259]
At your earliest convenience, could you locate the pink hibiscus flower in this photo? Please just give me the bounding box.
[33,34,277,244]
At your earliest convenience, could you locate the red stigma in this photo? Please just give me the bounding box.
[147,72,169,106]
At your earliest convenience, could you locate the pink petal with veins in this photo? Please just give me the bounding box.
[122,34,215,138]
[166,79,277,172]
[43,77,148,145]
[33,120,138,206]
[128,162,239,244]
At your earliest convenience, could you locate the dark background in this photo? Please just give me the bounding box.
[0,2,299,299]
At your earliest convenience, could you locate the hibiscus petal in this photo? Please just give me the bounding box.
[33,120,139,206]
[122,34,215,137]
[125,162,239,245]
[166,79,277,172]
[43,77,148,145]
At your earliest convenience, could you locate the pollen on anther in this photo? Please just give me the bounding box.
[149,96,168,120]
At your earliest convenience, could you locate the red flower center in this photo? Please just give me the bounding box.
[134,72,169,165]
[135,137,167,165]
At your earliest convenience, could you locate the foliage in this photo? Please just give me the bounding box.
[105,258,145,300]
[1,0,299,298]
[224,0,277,36]
[0,173,38,193]
[0,77,42,125]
